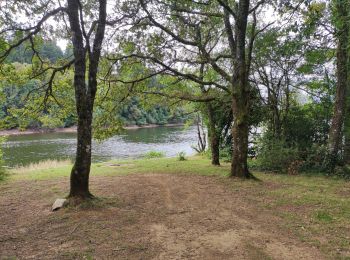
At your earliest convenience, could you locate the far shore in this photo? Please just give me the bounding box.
[0,123,185,137]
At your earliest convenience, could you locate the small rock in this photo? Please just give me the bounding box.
[52,198,67,211]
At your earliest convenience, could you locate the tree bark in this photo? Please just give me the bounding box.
[231,94,250,177]
[70,113,94,198]
[230,0,251,178]
[198,63,220,165]
[67,0,107,199]
[206,103,220,166]
[342,82,350,164]
[325,0,349,172]
[344,130,350,164]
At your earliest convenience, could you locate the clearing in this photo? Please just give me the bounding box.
[0,157,349,259]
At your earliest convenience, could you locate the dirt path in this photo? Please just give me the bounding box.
[0,174,325,259]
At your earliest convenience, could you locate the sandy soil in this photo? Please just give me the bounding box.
[0,174,325,259]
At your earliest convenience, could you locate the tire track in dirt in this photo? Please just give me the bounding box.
[148,175,175,211]
[143,174,325,260]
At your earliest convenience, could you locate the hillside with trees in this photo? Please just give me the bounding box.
[0,42,189,130]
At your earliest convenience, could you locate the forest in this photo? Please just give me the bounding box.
[0,0,350,259]
[0,42,189,129]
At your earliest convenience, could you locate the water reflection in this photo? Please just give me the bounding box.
[3,126,198,167]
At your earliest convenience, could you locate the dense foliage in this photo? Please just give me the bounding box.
[6,40,64,64]
[0,44,189,131]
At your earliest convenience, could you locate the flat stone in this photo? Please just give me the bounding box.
[52,198,67,211]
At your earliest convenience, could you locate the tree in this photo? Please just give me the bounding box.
[112,0,271,177]
[0,0,109,201]
[325,0,350,172]
[66,0,107,200]
[6,39,64,64]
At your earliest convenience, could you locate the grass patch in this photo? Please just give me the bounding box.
[244,173,350,259]
[314,211,333,222]
[8,155,230,181]
[143,151,165,159]
[11,159,72,175]
[0,168,10,182]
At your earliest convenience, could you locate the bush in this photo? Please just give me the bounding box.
[333,165,350,179]
[177,151,187,161]
[219,146,232,163]
[252,137,299,173]
[205,146,231,163]
[143,151,165,159]
[300,144,328,172]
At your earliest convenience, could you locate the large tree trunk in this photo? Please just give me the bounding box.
[67,0,107,200]
[327,43,347,168]
[325,0,349,172]
[342,88,350,164]
[210,132,220,166]
[69,111,93,198]
[344,132,350,164]
[67,0,92,199]
[231,94,250,177]
[343,57,350,164]
[230,0,251,178]
[198,63,220,165]
[207,103,220,166]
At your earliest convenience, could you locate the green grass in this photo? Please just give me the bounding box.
[240,172,350,259]
[143,151,165,159]
[8,155,231,181]
[315,211,333,222]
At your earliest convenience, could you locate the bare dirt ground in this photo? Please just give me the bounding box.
[0,174,326,259]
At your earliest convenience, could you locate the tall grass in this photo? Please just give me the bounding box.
[11,159,72,174]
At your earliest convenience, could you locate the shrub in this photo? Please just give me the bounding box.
[219,146,232,163]
[143,151,165,159]
[333,165,350,179]
[205,146,231,163]
[300,144,328,172]
[177,151,187,161]
[252,137,299,173]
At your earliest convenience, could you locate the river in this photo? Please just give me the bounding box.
[3,126,198,167]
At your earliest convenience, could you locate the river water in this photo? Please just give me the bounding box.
[3,126,198,167]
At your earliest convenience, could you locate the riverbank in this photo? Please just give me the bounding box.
[0,123,185,136]
[1,156,349,259]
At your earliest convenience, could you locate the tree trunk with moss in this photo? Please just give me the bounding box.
[325,0,349,172]
[231,90,250,177]
[206,103,221,166]
[230,0,251,178]
[343,85,350,165]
